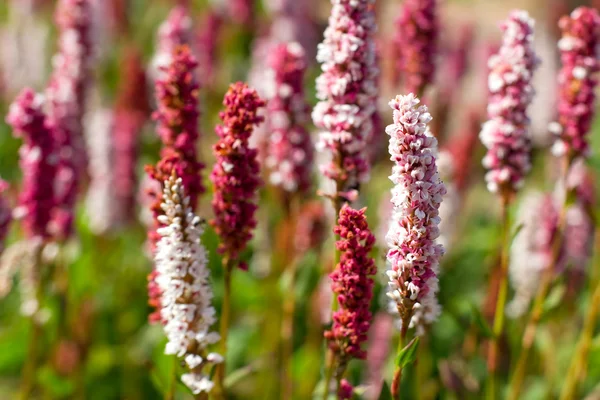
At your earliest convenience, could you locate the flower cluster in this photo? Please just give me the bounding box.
[0,179,11,254]
[154,174,222,394]
[6,89,56,239]
[146,46,204,248]
[210,82,264,268]
[324,205,376,361]
[146,46,203,322]
[113,48,150,224]
[46,0,94,239]
[481,10,539,197]
[264,42,314,194]
[393,0,438,96]
[312,0,379,197]
[385,94,446,333]
[550,7,600,161]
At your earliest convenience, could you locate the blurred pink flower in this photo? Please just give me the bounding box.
[196,11,222,87]
[46,0,94,240]
[6,89,57,239]
[210,82,264,268]
[264,42,314,195]
[393,0,438,96]
[312,0,379,199]
[385,94,445,333]
[480,10,539,197]
[113,48,150,224]
[550,7,600,161]
[324,205,376,362]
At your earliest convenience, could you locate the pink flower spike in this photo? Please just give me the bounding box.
[550,7,600,161]
[264,42,314,195]
[393,0,438,96]
[312,0,379,199]
[480,10,539,198]
[210,82,265,265]
[385,94,446,334]
[146,45,203,323]
[324,205,376,362]
[46,0,94,240]
[6,89,57,239]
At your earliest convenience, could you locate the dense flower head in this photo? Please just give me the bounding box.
[210,82,265,266]
[146,45,204,248]
[550,7,600,161]
[6,89,57,239]
[480,10,539,197]
[154,174,222,394]
[312,0,379,197]
[264,42,314,194]
[324,205,376,361]
[384,94,446,333]
[0,179,12,254]
[113,48,150,223]
[46,0,94,239]
[393,0,438,96]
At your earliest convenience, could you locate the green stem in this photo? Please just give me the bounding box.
[215,258,234,399]
[322,350,336,400]
[487,197,511,400]
[559,254,600,400]
[281,257,298,400]
[391,322,410,399]
[165,355,178,400]
[20,244,44,400]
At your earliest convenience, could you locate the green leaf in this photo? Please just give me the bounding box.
[377,381,393,400]
[510,222,524,243]
[394,337,420,368]
[471,304,495,339]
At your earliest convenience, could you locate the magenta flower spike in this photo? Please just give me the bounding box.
[196,11,222,87]
[264,42,314,195]
[0,179,12,254]
[46,0,93,240]
[385,94,446,333]
[226,0,254,27]
[550,7,600,162]
[480,10,539,198]
[324,205,376,363]
[146,45,203,323]
[6,89,57,239]
[393,0,438,96]
[312,0,379,200]
[210,82,265,268]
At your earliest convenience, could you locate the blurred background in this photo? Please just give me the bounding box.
[0,0,600,399]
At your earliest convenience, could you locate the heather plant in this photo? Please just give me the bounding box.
[0,1,600,400]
